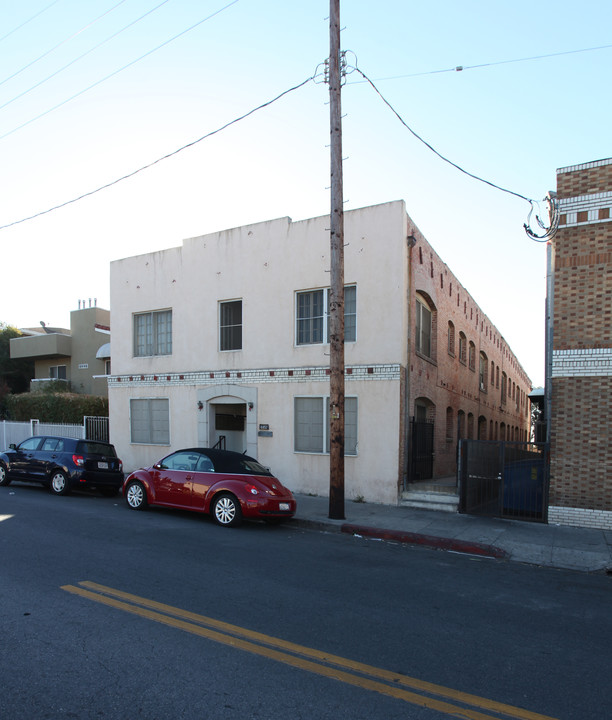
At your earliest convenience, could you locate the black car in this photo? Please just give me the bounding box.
[0,436,124,496]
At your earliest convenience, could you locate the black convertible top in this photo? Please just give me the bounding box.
[176,448,273,476]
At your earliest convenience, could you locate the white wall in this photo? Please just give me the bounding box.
[109,201,410,504]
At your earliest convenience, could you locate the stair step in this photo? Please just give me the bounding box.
[400,490,459,513]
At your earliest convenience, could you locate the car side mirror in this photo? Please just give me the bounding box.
[9,443,16,450]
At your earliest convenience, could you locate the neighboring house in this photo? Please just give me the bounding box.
[10,303,111,397]
[108,201,531,505]
[549,157,612,530]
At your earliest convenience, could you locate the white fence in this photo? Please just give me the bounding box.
[0,417,108,450]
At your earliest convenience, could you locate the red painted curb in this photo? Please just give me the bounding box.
[341,523,508,559]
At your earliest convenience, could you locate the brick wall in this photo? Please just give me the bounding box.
[550,158,612,515]
[408,221,532,478]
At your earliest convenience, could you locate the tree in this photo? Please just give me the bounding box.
[0,324,35,395]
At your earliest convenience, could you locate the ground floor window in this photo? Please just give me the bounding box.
[294,396,358,455]
[130,398,170,444]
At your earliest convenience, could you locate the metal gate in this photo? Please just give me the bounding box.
[458,440,549,522]
[84,416,110,443]
[409,418,434,482]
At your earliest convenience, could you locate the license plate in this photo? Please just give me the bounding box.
[98,461,109,469]
[279,502,290,511]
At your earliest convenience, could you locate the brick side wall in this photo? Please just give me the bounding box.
[556,158,612,198]
[550,157,612,515]
[407,222,532,479]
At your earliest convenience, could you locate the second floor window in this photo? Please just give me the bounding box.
[49,365,67,379]
[219,300,242,351]
[134,310,172,357]
[296,286,356,345]
[415,296,432,358]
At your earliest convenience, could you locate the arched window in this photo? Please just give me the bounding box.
[446,407,453,441]
[468,341,476,371]
[416,294,432,358]
[458,410,465,439]
[459,332,467,364]
[479,352,488,391]
[448,321,455,356]
[467,413,474,439]
[478,416,487,440]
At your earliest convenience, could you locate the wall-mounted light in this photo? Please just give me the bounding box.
[248,402,254,410]
[197,401,203,410]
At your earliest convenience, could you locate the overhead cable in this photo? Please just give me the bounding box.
[0,0,128,89]
[0,0,172,113]
[0,0,240,142]
[0,0,62,45]
[353,65,559,240]
[356,43,612,83]
[353,66,532,204]
[0,76,314,231]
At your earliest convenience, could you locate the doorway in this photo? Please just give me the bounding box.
[210,402,246,452]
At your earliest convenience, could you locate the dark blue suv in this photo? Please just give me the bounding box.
[0,436,123,496]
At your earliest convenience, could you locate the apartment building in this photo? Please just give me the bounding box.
[10,303,111,397]
[108,201,531,504]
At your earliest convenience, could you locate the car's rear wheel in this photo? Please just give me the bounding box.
[125,481,148,510]
[212,493,242,527]
[50,470,70,496]
[0,462,11,486]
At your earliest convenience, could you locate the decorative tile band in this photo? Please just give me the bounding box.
[107,363,402,387]
[558,191,612,227]
[557,157,612,174]
[552,348,612,377]
[548,505,612,531]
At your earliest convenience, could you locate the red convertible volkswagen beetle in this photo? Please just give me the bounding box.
[123,448,296,527]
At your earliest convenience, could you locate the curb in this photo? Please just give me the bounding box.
[292,517,508,559]
[342,523,508,559]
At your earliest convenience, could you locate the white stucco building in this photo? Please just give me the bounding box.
[109,200,530,505]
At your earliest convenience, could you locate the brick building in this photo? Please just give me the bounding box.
[549,157,612,529]
[108,201,530,505]
[409,225,532,482]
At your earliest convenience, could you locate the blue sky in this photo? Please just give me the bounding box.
[0,0,610,387]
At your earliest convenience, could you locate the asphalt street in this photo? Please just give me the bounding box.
[1,483,611,720]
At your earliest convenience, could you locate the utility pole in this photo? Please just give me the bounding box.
[328,0,345,519]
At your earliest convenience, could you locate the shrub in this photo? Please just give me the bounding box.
[4,392,108,423]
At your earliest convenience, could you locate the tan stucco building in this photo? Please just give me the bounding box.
[10,304,111,396]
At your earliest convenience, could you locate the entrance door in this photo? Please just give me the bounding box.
[211,403,246,452]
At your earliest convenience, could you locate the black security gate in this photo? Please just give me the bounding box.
[84,416,109,443]
[409,418,434,482]
[458,440,549,522]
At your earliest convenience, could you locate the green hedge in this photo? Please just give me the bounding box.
[5,392,108,423]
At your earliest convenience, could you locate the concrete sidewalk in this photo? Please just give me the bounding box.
[290,493,612,573]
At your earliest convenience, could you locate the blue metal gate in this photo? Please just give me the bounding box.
[458,440,549,522]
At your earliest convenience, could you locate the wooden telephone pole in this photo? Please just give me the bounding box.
[328,0,345,519]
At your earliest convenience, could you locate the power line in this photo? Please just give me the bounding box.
[0,0,128,89]
[353,42,612,83]
[0,0,172,114]
[0,0,240,143]
[0,76,314,231]
[0,0,62,45]
[353,66,533,204]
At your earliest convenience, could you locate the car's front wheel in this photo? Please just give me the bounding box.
[125,481,148,510]
[0,462,11,486]
[50,470,70,495]
[212,493,242,527]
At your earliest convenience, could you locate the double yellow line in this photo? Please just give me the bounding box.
[62,581,557,720]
